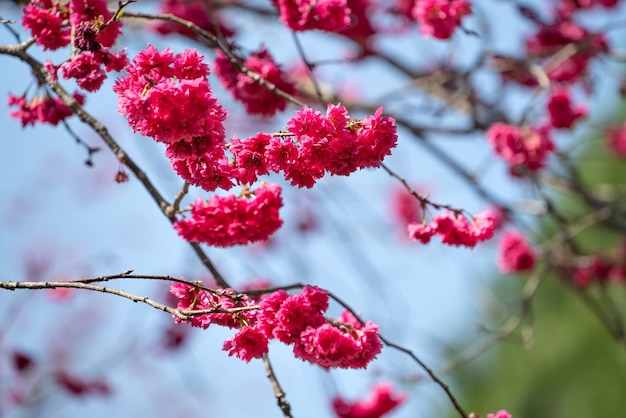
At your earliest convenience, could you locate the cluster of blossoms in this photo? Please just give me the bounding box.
[170,283,383,369]
[571,242,626,288]
[547,88,587,130]
[407,210,496,247]
[487,411,512,418]
[332,383,406,418]
[558,0,619,17]
[22,0,127,92]
[151,0,234,40]
[412,0,472,39]
[497,230,537,274]
[174,183,283,247]
[486,123,555,176]
[273,0,352,32]
[7,92,84,127]
[213,48,297,117]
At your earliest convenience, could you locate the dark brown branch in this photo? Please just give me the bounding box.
[263,354,293,418]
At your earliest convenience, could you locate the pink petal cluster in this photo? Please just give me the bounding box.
[173,183,284,247]
[269,104,397,187]
[60,48,128,92]
[332,382,406,418]
[169,284,383,368]
[412,0,472,39]
[293,310,383,369]
[8,92,85,127]
[558,0,618,16]
[114,46,227,146]
[214,48,297,116]
[273,0,352,32]
[547,88,587,129]
[487,410,512,418]
[497,230,537,274]
[605,123,626,158]
[525,20,608,83]
[408,210,496,247]
[169,283,252,328]
[390,185,423,226]
[152,0,235,40]
[486,123,555,176]
[22,0,121,51]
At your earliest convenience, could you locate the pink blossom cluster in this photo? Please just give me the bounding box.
[266,104,397,188]
[412,0,472,39]
[407,210,496,247]
[170,284,383,368]
[214,48,297,116]
[572,242,626,287]
[605,123,626,158]
[497,230,537,274]
[524,19,608,84]
[22,0,121,51]
[558,0,619,16]
[152,0,234,40]
[546,88,587,130]
[486,123,555,176]
[332,382,406,418]
[273,0,352,32]
[174,183,283,247]
[8,92,84,127]
[21,0,127,92]
[114,46,227,146]
[487,410,512,418]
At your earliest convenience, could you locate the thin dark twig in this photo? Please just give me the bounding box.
[291,32,326,106]
[263,354,293,418]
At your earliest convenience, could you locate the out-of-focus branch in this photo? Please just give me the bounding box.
[263,354,293,418]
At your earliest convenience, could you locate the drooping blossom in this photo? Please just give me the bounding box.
[412,0,472,39]
[114,46,227,147]
[547,88,587,129]
[61,48,128,92]
[293,309,383,369]
[267,104,397,187]
[173,183,284,247]
[408,210,496,247]
[391,185,424,226]
[486,123,555,176]
[487,410,512,418]
[497,231,537,274]
[338,0,378,55]
[332,382,406,418]
[223,326,269,362]
[8,92,85,127]
[273,0,352,32]
[21,0,71,50]
[214,48,297,116]
[605,123,626,158]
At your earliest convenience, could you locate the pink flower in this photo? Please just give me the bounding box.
[21,1,71,51]
[486,123,555,176]
[332,382,406,418]
[152,0,234,40]
[498,231,537,274]
[114,46,227,146]
[274,0,351,32]
[407,222,435,244]
[70,0,122,48]
[173,183,284,247]
[547,88,587,129]
[229,133,272,184]
[214,48,296,116]
[8,92,85,127]
[606,123,626,158]
[223,326,269,362]
[487,410,512,418]
[412,0,472,39]
[293,310,382,369]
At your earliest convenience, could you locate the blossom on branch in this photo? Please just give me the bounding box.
[173,183,284,247]
[332,382,406,418]
[273,0,352,33]
[497,230,537,274]
[214,48,296,117]
[547,87,587,130]
[412,0,472,39]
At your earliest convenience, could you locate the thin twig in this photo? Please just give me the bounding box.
[263,354,293,418]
